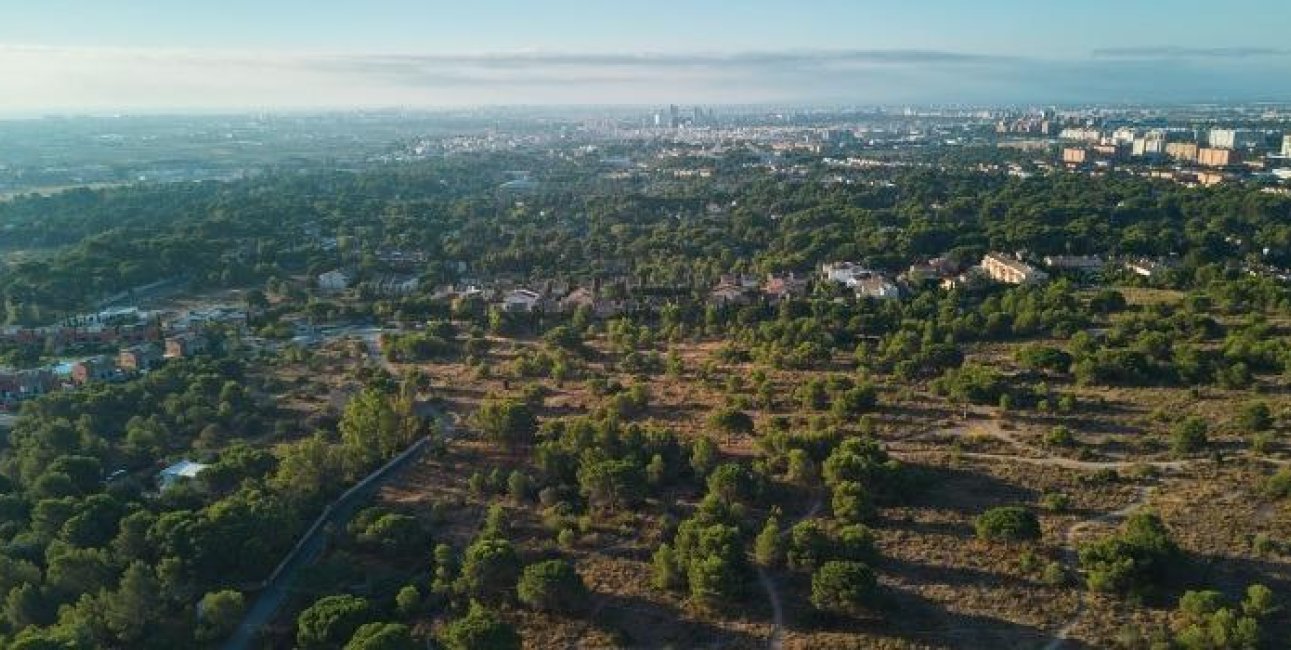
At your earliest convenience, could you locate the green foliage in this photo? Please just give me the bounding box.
[753,517,784,568]
[394,585,421,617]
[439,602,520,650]
[457,537,521,604]
[577,458,645,512]
[516,559,588,613]
[831,481,876,524]
[1235,401,1273,433]
[1043,425,1076,447]
[473,396,538,449]
[1171,417,1209,455]
[296,595,373,650]
[974,506,1041,542]
[1079,513,1180,596]
[707,408,755,436]
[196,589,245,643]
[344,622,416,650]
[810,561,879,616]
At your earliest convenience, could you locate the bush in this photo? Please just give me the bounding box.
[974,506,1041,542]
[1044,426,1075,447]
[810,561,879,616]
[296,595,372,650]
[457,538,521,604]
[1261,468,1291,500]
[1171,417,1209,455]
[439,602,520,650]
[1078,513,1180,595]
[1236,401,1273,433]
[516,559,588,613]
[344,622,416,650]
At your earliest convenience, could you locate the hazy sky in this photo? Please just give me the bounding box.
[2,0,1290,114]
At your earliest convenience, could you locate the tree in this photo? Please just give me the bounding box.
[105,562,161,644]
[394,585,421,617]
[690,437,718,477]
[457,538,521,604]
[652,543,683,590]
[516,559,588,613]
[705,463,756,506]
[832,481,876,524]
[473,397,538,449]
[974,506,1041,542]
[1079,513,1180,595]
[196,590,245,643]
[707,408,754,437]
[1236,401,1273,433]
[787,519,831,571]
[344,622,416,650]
[831,384,878,419]
[439,602,520,650]
[577,458,645,512]
[810,561,879,616]
[754,517,784,568]
[1172,417,1209,455]
[296,595,373,650]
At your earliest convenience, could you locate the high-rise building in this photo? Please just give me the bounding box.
[1208,128,1260,150]
[1282,134,1291,157]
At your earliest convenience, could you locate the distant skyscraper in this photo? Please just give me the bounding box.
[1282,134,1291,157]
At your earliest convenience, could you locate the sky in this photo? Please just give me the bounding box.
[1,0,1290,114]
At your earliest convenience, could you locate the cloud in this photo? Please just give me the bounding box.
[1092,46,1290,59]
[0,44,1287,114]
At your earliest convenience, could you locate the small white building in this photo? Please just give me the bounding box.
[821,262,875,284]
[853,276,901,300]
[318,269,355,293]
[159,460,209,491]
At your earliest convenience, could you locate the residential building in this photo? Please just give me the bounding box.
[1062,148,1088,165]
[0,369,57,403]
[1165,142,1199,162]
[118,344,164,372]
[368,274,420,296]
[165,333,208,359]
[1208,128,1260,150]
[1043,255,1104,273]
[905,257,959,283]
[317,269,355,292]
[1198,147,1241,168]
[852,276,900,300]
[762,273,809,302]
[501,289,543,313]
[1059,127,1101,143]
[981,253,1049,285]
[71,356,118,385]
[1282,135,1291,158]
[821,262,874,284]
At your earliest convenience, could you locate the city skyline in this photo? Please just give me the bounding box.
[3,0,1291,114]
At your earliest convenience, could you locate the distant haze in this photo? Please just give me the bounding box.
[3,0,1290,114]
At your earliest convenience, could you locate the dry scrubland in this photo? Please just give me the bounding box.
[260,309,1291,649]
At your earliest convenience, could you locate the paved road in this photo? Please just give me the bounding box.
[223,404,453,650]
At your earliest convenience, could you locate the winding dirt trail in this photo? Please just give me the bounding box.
[1042,485,1156,650]
[757,496,822,649]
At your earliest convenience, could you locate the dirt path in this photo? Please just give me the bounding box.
[1042,485,1156,650]
[757,495,822,649]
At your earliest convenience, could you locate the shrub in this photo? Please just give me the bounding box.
[296,595,372,650]
[1171,417,1209,455]
[1079,513,1180,595]
[516,560,588,613]
[810,561,879,616]
[974,506,1041,542]
[439,602,520,650]
[1044,426,1075,447]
